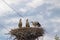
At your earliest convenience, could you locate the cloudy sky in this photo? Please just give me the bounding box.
[0,0,60,40]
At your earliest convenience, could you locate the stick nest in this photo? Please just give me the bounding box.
[10,27,44,40]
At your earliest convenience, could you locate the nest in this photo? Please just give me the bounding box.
[10,27,44,40]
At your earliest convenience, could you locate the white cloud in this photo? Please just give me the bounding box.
[43,35,55,40]
[54,29,58,33]
[1,28,9,33]
[5,0,28,5]
[52,0,60,7]
[5,0,21,4]
[50,18,60,23]
[4,18,19,24]
[19,8,27,13]
[44,0,60,7]
[26,0,44,8]
[37,34,55,40]
[0,0,12,16]
[0,27,11,35]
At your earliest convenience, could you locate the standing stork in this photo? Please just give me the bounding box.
[18,18,22,28]
[26,19,30,28]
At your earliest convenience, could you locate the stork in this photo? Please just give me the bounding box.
[31,21,41,28]
[18,18,22,28]
[26,19,30,28]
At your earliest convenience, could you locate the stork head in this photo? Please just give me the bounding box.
[26,19,28,22]
[19,18,22,22]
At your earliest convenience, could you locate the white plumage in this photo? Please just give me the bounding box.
[31,21,41,27]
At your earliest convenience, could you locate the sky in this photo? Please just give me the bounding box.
[0,0,60,40]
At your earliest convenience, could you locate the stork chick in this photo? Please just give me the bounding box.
[26,19,30,28]
[18,18,22,28]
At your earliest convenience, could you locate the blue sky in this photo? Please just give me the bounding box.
[0,0,60,40]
